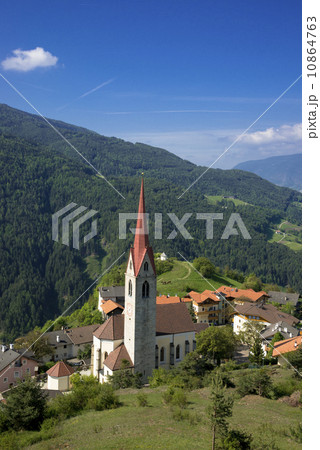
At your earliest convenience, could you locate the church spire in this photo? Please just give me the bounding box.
[130,178,156,276]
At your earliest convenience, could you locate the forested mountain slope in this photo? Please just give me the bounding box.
[0,104,302,340]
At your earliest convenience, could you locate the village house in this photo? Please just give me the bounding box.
[92,179,197,383]
[268,291,300,309]
[272,335,302,365]
[0,346,38,393]
[233,302,300,334]
[46,361,74,391]
[41,324,100,363]
[216,286,269,305]
[261,321,300,342]
[99,299,124,320]
[98,286,125,310]
[160,252,168,261]
[184,290,228,325]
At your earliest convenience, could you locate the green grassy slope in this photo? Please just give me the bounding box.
[21,386,301,450]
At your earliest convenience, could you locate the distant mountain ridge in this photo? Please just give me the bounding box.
[234,154,302,191]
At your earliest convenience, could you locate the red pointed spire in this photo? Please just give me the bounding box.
[130,178,156,276]
[133,178,149,251]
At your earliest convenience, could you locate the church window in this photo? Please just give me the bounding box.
[142,281,149,298]
[185,340,190,354]
[176,345,181,360]
[128,280,132,296]
[130,261,132,270]
[144,261,148,271]
[160,347,165,362]
[104,352,108,360]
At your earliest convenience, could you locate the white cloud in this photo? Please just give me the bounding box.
[1,47,58,72]
[239,123,302,145]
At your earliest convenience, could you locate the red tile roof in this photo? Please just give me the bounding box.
[129,179,156,276]
[216,286,269,302]
[101,299,124,315]
[187,290,220,304]
[156,296,181,304]
[103,344,133,371]
[93,314,124,340]
[46,361,74,377]
[272,335,302,357]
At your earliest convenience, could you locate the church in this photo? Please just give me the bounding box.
[92,179,197,383]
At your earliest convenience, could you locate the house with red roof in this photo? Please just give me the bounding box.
[46,361,74,391]
[184,289,228,325]
[272,335,302,366]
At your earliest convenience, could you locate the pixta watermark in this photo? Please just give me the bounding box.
[52,203,98,249]
[119,213,251,240]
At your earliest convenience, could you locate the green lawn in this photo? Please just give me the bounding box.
[157,260,241,297]
[268,221,302,252]
[206,195,251,207]
[20,385,301,450]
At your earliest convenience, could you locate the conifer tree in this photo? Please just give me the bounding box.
[207,372,234,450]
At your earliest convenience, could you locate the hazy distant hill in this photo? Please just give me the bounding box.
[234,154,302,191]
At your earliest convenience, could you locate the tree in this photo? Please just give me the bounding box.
[77,343,92,360]
[285,346,302,372]
[196,326,237,365]
[242,274,263,292]
[222,429,253,449]
[249,336,264,366]
[14,327,54,359]
[237,321,264,347]
[193,257,215,278]
[4,377,47,430]
[267,332,284,358]
[207,372,234,450]
[109,360,142,389]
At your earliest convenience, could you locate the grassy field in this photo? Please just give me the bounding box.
[18,381,301,450]
[157,260,241,297]
[206,195,251,207]
[268,221,302,252]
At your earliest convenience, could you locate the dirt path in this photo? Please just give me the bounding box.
[177,263,191,280]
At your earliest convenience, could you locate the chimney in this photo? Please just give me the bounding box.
[294,340,297,348]
[1,345,7,353]
[56,335,60,343]
[9,343,14,350]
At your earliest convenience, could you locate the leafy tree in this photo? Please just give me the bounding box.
[237,321,264,347]
[193,257,215,278]
[14,327,54,359]
[207,372,234,449]
[242,274,263,292]
[77,343,92,360]
[285,346,302,372]
[197,326,237,365]
[249,336,264,366]
[109,360,142,389]
[3,377,47,430]
[267,332,284,358]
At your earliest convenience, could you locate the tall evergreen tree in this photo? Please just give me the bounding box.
[207,372,234,450]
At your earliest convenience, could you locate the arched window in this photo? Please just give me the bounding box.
[176,344,181,360]
[128,280,132,296]
[129,261,132,270]
[144,261,148,271]
[104,352,108,361]
[142,281,149,298]
[160,347,165,362]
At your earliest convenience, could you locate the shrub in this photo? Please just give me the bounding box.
[237,369,272,398]
[136,393,148,407]
[149,367,172,387]
[222,429,253,449]
[171,407,190,422]
[272,378,302,399]
[162,387,188,408]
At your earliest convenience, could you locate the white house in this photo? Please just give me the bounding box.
[160,252,168,261]
[46,361,74,391]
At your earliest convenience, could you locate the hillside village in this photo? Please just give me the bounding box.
[0,181,302,396]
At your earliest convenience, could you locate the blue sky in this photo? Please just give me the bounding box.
[0,0,301,168]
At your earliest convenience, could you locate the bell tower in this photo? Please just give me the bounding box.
[124,178,157,381]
